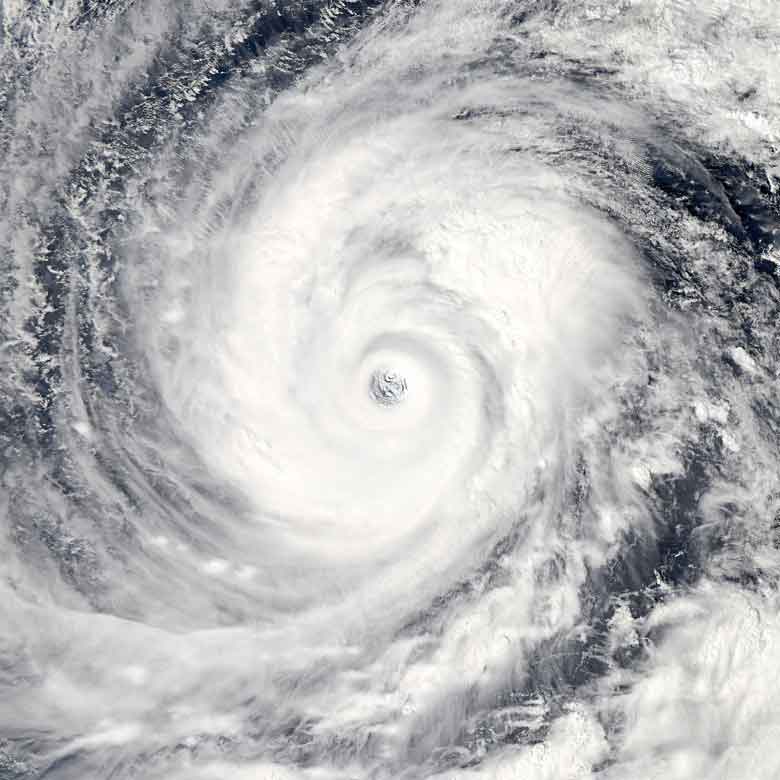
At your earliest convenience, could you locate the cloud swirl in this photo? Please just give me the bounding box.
[1,1,779,779]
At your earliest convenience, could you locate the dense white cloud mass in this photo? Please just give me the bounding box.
[1,1,779,778]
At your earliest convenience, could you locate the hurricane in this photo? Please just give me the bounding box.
[2,2,780,778]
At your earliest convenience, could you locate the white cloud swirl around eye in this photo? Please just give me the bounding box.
[3,1,780,778]
[92,36,648,772]
[144,81,645,613]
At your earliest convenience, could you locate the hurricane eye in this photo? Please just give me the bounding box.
[369,369,408,406]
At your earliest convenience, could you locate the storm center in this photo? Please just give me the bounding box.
[369,369,408,407]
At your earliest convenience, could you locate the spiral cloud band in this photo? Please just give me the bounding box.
[2,1,780,778]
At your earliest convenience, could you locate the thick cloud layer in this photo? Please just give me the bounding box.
[1,1,779,778]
